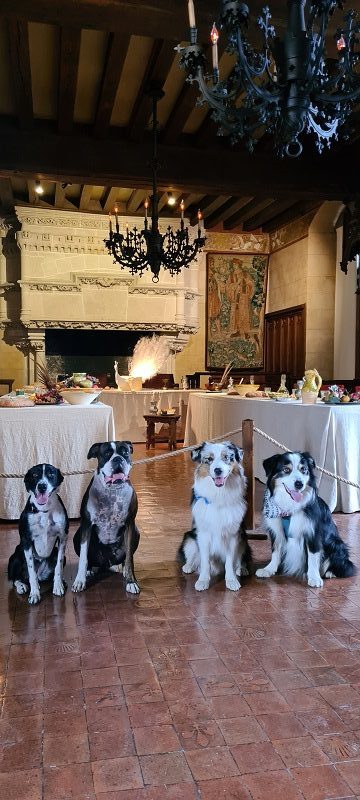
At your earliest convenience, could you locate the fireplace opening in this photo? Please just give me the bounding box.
[45,329,154,386]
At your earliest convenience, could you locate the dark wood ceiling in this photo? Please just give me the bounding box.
[0,0,359,232]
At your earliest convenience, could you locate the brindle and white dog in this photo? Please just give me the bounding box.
[8,463,68,604]
[72,441,140,595]
[179,441,251,591]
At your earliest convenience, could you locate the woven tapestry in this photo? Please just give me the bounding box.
[206,251,268,370]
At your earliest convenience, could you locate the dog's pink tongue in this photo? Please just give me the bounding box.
[289,489,302,502]
[214,476,225,487]
[105,472,126,484]
[35,492,49,505]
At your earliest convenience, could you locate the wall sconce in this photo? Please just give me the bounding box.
[35,180,44,195]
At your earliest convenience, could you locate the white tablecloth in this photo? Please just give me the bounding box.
[0,403,115,520]
[184,393,360,513]
[98,389,192,442]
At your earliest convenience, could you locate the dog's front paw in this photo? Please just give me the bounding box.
[14,580,28,595]
[256,567,274,579]
[195,578,210,591]
[53,579,66,597]
[182,563,195,574]
[307,574,323,589]
[28,589,41,605]
[126,581,140,595]
[325,570,335,579]
[226,577,241,592]
[72,575,86,592]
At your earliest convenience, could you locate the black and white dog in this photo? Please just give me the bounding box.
[72,441,140,595]
[8,464,68,604]
[256,452,356,588]
[179,441,251,591]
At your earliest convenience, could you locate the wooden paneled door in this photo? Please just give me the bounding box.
[265,305,305,380]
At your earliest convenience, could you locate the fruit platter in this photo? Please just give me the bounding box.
[0,366,101,407]
[322,385,360,405]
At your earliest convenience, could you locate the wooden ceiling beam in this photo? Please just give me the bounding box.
[0,0,220,41]
[54,182,78,210]
[206,197,253,228]
[242,198,301,231]
[0,120,353,199]
[162,81,198,145]
[102,187,126,213]
[261,199,323,233]
[224,197,275,230]
[94,32,130,139]
[6,19,33,129]
[79,184,93,210]
[126,189,148,214]
[189,195,231,225]
[58,27,81,134]
[0,178,14,213]
[128,39,176,141]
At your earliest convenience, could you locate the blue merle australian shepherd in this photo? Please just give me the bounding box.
[256,451,356,588]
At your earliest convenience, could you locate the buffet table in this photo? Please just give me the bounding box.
[98,389,191,442]
[184,393,360,513]
[0,403,115,519]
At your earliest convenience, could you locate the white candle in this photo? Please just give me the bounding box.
[188,0,196,27]
[211,23,219,71]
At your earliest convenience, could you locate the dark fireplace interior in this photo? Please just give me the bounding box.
[45,329,154,386]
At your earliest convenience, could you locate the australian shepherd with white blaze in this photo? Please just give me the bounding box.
[256,451,356,588]
[179,441,251,592]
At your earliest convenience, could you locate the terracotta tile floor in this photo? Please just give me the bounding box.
[1,442,360,799]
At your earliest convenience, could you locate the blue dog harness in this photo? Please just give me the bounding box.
[193,493,210,505]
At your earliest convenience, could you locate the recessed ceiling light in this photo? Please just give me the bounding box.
[167,192,176,207]
[35,180,44,195]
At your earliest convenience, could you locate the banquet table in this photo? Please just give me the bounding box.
[98,389,192,442]
[184,392,360,513]
[0,402,115,519]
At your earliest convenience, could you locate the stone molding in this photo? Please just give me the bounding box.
[19,275,199,298]
[24,319,198,334]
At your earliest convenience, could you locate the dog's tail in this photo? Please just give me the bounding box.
[177,529,197,565]
[328,538,357,578]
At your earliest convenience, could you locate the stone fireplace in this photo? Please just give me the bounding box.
[0,207,200,385]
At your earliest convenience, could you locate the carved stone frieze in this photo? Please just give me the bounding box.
[79,275,134,288]
[20,282,81,293]
[24,319,198,334]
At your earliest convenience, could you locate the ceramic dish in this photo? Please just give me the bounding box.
[59,390,101,406]
[234,384,260,396]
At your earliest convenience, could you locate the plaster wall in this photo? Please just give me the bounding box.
[333,224,357,379]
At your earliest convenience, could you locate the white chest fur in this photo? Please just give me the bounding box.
[28,498,65,558]
[88,476,133,545]
[192,476,246,559]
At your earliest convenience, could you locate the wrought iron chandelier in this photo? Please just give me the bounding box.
[178,0,360,157]
[104,84,205,282]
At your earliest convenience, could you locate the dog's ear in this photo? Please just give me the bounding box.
[301,452,316,471]
[88,443,101,460]
[56,468,64,486]
[124,441,133,454]
[191,443,205,462]
[263,454,280,477]
[229,443,243,462]
[24,468,32,492]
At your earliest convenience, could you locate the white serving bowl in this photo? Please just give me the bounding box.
[234,383,260,396]
[59,390,101,406]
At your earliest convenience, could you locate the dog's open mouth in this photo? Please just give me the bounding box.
[104,472,128,486]
[35,491,50,506]
[212,475,226,487]
[284,484,303,502]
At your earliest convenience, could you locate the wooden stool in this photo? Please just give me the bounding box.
[144,413,181,451]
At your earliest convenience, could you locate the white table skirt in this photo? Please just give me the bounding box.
[0,402,115,520]
[98,389,191,442]
[184,393,360,513]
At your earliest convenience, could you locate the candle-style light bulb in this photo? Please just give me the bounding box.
[114,206,119,233]
[180,199,185,220]
[337,35,346,51]
[210,22,219,74]
[188,0,196,28]
[197,209,203,236]
[108,212,112,235]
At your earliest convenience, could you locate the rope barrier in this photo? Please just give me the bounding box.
[1,423,360,491]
